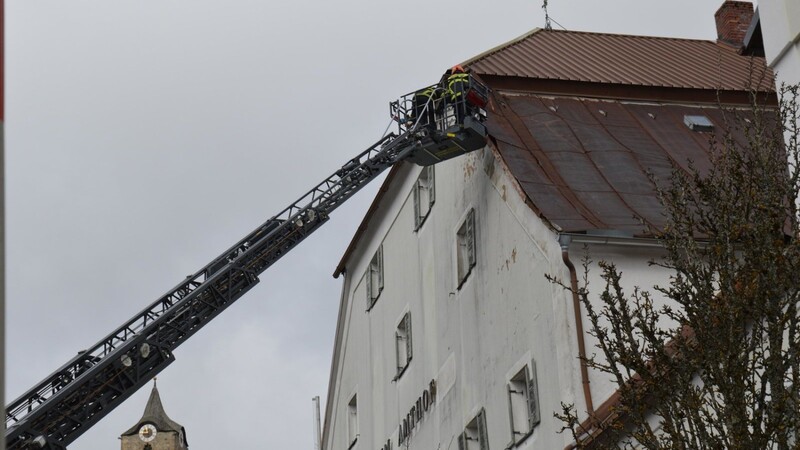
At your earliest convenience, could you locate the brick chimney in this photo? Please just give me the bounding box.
[715,1,755,48]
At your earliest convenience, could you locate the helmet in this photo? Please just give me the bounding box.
[451,64,466,73]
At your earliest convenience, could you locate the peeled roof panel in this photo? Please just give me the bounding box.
[589,151,655,194]
[546,151,611,192]
[570,124,628,153]
[622,193,669,229]
[521,116,584,153]
[486,109,525,147]
[517,181,589,221]
[494,142,549,183]
[504,95,553,117]
[487,94,761,236]
[468,29,774,91]
[604,123,667,159]
[573,191,638,224]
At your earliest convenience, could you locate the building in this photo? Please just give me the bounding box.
[120,381,188,450]
[321,3,775,450]
[747,0,800,86]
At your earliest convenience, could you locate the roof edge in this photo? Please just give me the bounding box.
[320,273,353,449]
[333,163,406,278]
[462,28,543,68]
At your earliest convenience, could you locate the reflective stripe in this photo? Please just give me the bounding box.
[416,87,436,99]
[447,74,469,99]
[447,74,469,89]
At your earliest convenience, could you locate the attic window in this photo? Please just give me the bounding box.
[684,115,715,132]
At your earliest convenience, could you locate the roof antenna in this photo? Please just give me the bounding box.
[542,0,553,30]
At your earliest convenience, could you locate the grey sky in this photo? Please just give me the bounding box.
[6,1,745,448]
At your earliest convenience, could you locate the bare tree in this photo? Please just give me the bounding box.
[554,84,800,449]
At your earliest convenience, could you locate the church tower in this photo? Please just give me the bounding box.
[120,380,188,450]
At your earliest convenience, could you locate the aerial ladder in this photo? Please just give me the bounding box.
[5,74,490,450]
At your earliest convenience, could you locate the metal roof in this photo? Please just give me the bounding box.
[333,28,775,277]
[487,92,748,236]
[466,29,773,92]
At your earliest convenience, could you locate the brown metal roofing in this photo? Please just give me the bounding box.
[487,91,752,236]
[334,28,775,277]
[466,29,773,92]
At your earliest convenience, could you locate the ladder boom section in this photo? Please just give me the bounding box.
[5,130,420,450]
[6,74,489,450]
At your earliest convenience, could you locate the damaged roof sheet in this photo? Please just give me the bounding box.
[487,92,746,236]
[334,28,774,276]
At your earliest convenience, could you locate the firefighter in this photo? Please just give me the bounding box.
[412,85,438,132]
[445,65,470,125]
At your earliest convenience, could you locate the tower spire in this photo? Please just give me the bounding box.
[121,379,187,445]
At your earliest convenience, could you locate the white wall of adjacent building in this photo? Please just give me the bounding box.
[758,0,800,86]
[323,145,676,450]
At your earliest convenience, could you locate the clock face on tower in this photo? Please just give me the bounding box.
[138,424,157,442]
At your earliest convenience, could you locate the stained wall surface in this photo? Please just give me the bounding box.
[323,143,676,450]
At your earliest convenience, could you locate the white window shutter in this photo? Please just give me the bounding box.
[395,330,402,373]
[413,182,421,229]
[467,210,476,268]
[366,266,373,308]
[406,313,413,362]
[428,166,436,206]
[527,362,541,429]
[478,408,489,450]
[378,245,384,292]
[506,383,516,437]
[457,433,466,450]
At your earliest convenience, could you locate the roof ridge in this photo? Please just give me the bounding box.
[465,27,772,92]
[544,28,718,43]
[464,28,721,71]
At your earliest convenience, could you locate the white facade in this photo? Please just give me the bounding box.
[322,145,675,450]
[758,0,800,85]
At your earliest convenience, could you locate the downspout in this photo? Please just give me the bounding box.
[558,234,594,416]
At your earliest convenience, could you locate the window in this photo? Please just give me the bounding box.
[507,362,540,445]
[366,245,384,310]
[458,408,489,450]
[413,166,435,230]
[395,312,413,379]
[456,209,476,288]
[347,394,358,448]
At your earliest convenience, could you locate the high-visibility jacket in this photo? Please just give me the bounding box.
[414,87,438,111]
[446,73,469,101]
[415,86,437,101]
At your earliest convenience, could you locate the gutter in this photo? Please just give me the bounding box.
[558,234,595,419]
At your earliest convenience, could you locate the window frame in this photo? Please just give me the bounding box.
[413,166,436,230]
[366,245,384,311]
[507,361,541,446]
[347,393,359,449]
[394,312,413,380]
[456,209,476,289]
[458,408,489,450]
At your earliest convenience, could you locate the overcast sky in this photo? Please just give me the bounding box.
[6,1,750,449]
